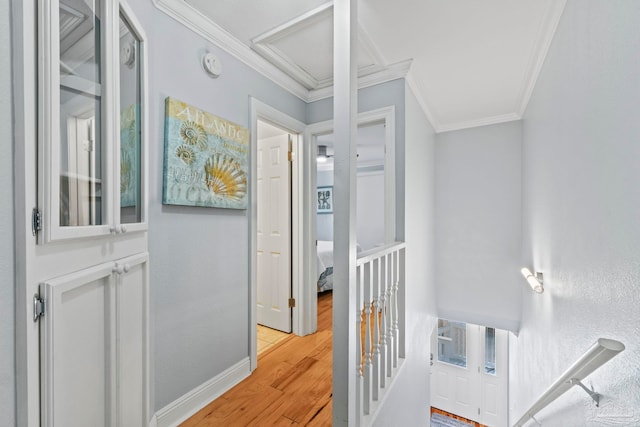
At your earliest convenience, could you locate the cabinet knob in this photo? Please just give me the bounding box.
[120,225,127,233]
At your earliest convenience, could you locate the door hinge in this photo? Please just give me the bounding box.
[478,408,481,416]
[33,294,45,322]
[32,208,42,236]
[288,298,296,308]
[288,135,294,162]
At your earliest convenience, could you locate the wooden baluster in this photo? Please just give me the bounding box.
[363,261,372,414]
[379,255,387,387]
[386,252,394,376]
[392,250,399,368]
[372,258,380,401]
[356,264,363,416]
[398,248,406,359]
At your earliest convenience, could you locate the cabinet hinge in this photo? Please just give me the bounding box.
[33,294,45,322]
[32,208,42,236]
[288,298,296,308]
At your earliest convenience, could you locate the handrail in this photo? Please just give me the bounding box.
[513,338,625,427]
[356,241,406,266]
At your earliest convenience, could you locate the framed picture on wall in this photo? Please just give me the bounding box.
[317,186,333,214]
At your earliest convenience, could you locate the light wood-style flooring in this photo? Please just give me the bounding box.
[181,291,334,426]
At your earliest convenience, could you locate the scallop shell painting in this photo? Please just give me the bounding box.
[163,97,249,209]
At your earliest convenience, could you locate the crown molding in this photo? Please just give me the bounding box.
[405,73,441,133]
[516,0,567,117]
[437,112,522,134]
[152,0,310,101]
[153,0,416,106]
[308,59,413,102]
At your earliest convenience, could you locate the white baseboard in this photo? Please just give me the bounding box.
[154,357,251,427]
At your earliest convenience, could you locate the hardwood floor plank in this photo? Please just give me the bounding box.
[181,292,334,427]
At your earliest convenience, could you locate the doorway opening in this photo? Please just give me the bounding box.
[430,318,509,427]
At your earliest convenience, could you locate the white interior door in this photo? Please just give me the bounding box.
[431,321,481,421]
[430,320,508,426]
[256,133,292,332]
[479,328,508,427]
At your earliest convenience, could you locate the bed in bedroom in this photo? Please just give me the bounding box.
[317,240,364,292]
[317,240,334,292]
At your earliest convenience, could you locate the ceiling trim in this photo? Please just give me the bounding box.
[515,0,567,117]
[437,112,522,134]
[152,0,309,100]
[309,59,412,102]
[152,0,416,106]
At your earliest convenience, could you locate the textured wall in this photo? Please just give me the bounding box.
[435,121,522,332]
[373,82,436,426]
[131,0,306,411]
[0,0,15,423]
[511,1,640,425]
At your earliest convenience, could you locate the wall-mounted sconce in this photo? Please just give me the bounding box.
[317,145,331,163]
[521,267,544,293]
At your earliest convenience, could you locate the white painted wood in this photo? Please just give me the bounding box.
[355,243,406,422]
[116,0,150,234]
[430,322,508,426]
[16,1,150,425]
[480,328,508,427]
[116,253,150,427]
[40,263,117,427]
[256,133,292,333]
[249,98,307,371]
[332,0,359,423]
[430,323,481,421]
[154,358,251,427]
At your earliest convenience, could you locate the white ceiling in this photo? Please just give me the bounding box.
[161,0,567,132]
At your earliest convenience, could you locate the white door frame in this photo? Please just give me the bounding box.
[14,0,42,424]
[249,98,308,370]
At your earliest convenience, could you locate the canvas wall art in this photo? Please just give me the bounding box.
[163,97,249,209]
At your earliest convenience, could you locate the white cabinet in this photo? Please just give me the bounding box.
[38,0,147,242]
[40,254,149,427]
[33,1,150,425]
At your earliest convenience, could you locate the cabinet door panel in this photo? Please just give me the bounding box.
[116,253,149,426]
[40,264,116,427]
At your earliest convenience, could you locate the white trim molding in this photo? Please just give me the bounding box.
[151,0,412,103]
[154,358,251,427]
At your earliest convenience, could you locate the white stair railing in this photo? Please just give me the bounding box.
[513,338,625,427]
[356,242,406,419]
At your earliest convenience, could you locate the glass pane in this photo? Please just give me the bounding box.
[119,13,142,224]
[437,319,467,367]
[485,327,496,375]
[59,0,103,226]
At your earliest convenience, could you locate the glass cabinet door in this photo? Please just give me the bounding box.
[40,0,147,242]
[58,0,107,230]
[118,10,144,226]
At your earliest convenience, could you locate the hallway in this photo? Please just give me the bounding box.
[181,292,333,426]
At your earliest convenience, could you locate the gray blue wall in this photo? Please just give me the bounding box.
[129,0,306,410]
[373,82,437,426]
[510,1,640,424]
[0,0,15,423]
[435,121,522,332]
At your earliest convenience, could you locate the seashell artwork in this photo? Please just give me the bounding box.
[179,120,207,150]
[175,145,196,165]
[204,154,247,200]
[163,97,249,209]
